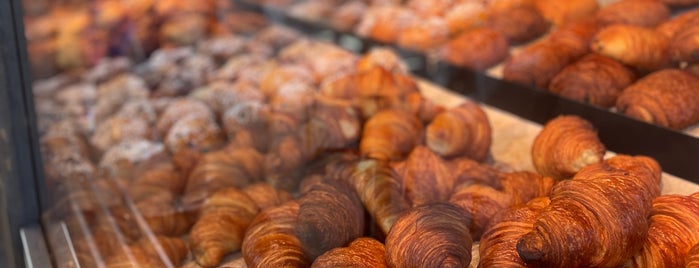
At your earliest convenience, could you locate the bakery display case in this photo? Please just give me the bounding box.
[3,0,699,267]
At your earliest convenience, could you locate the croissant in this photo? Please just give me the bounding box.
[450,171,554,239]
[312,237,388,268]
[503,19,599,88]
[687,243,699,267]
[440,27,510,71]
[426,100,492,161]
[346,159,409,235]
[183,147,264,212]
[360,109,424,161]
[242,201,310,268]
[242,183,294,211]
[670,21,699,64]
[156,98,214,138]
[656,10,699,39]
[531,115,606,181]
[516,155,662,267]
[591,24,671,72]
[385,202,473,268]
[295,179,365,260]
[264,134,308,192]
[484,5,550,44]
[298,97,361,159]
[616,69,699,130]
[548,53,636,107]
[104,236,188,268]
[164,115,226,154]
[189,187,260,268]
[355,47,409,74]
[629,193,699,268]
[595,0,670,27]
[443,2,489,36]
[478,197,551,268]
[405,92,446,124]
[534,0,598,26]
[397,17,450,52]
[221,100,271,152]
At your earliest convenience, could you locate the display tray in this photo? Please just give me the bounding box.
[233,0,699,183]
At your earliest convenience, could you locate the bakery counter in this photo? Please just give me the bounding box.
[233,0,699,183]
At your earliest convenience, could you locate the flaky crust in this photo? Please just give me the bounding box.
[591,24,671,71]
[616,69,699,130]
[517,155,662,267]
[385,203,473,268]
[595,0,670,27]
[548,53,636,108]
[670,21,699,64]
[441,27,510,71]
[630,193,699,268]
[479,197,551,268]
[426,101,492,161]
[360,109,424,161]
[242,201,310,268]
[687,243,699,267]
[531,115,606,180]
[312,237,388,268]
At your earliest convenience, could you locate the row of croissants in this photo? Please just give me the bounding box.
[34,17,699,268]
[257,0,699,132]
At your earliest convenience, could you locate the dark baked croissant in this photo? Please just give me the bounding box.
[687,243,699,267]
[311,237,388,268]
[450,171,554,239]
[629,192,699,268]
[591,24,671,72]
[531,115,606,180]
[346,159,409,235]
[188,187,259,268]
[503,19,599,88]
[183,147,264,213]
[517,155,662,267]
[242,201,310,268]
[616,69,699,130]
[670,21,699,64]
[534,0,598,26]
[360,109,424,161]
[595,0,670,27]
[440,27,510,71]
[385,202,473,268]
[295,179,365,260]
[479,197,551,268]
[426,100,492,161]
[548,53,636,107]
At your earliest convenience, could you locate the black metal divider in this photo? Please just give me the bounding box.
[233,0,699,183]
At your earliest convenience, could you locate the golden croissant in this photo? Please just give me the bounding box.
[531,115,606,180]
[517,155,662,267]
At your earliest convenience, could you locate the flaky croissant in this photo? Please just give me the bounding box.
[595,0,670,27]
[241,182,293,211]
[517,155,662,267]
[670,21,699,64]
[295,179,365,260]
[629,193,699,268]
[591,24,671,71]
[104,236,188,268]
[183,147,264,212]
[479,197,551,268]
[548,53,636,108]
[503,19,599,88]
[687,243,699,267]
[484,5,550,44]
[534,0,598,26]
[616,69,699,130]
[360,109,424,161]
[426,100,492,161]
[189,187,260,268]
[346,159,409,235]
[312,237,388,268]
[531,115,606,180]
[450,171,554,239]
[440,27,510,71]
[385,202,473,268]
[656,10,699,39]
[242,201,310,268]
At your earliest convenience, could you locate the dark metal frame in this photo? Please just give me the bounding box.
[0,0,51,267]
